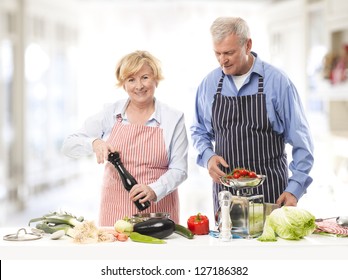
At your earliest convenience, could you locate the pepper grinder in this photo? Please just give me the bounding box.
[218,190,233,241]
[108,152,150,211]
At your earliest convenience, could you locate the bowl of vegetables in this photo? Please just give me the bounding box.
[220,168,266,189]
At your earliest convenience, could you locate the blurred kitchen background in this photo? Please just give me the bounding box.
[1,0,348,227]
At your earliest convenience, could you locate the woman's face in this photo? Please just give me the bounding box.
[123,63,157,104]
[213,33,251,76]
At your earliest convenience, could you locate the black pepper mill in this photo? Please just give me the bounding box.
[108,152,151,211]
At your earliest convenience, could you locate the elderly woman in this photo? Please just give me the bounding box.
[62,50,188,226]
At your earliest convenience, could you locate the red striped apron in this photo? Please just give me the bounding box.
[98,114,179,226]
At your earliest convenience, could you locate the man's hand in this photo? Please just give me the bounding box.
[207,155,229,183]
[92,139,116,164]
[276,191,298,206]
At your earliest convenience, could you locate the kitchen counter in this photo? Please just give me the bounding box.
[1,227,348,260]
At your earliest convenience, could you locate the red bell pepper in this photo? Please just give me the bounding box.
[187,213,210,235]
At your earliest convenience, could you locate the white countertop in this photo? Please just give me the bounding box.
[1,227,348,260]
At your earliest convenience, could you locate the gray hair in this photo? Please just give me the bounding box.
[210,17,250,45]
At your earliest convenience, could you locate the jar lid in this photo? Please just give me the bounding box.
[3,228,43,241]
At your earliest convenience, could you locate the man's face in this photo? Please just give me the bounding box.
[213,33,251,76]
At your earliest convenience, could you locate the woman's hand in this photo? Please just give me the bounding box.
[92,139,116,164]
[129,184,157,203]
[207,155,229,183]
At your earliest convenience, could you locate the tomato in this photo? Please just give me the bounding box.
[116,233,129,242]
[187,213,209,235]
[232,168,241,174]
[239,169,249,176]
[228,168,259,179]
[233,171,241,179]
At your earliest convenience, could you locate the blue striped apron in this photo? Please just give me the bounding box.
[211,72,288,215]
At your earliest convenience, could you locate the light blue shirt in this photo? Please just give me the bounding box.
[190,52,314,200]
[62,98,188,202]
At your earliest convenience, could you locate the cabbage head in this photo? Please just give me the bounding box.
[257,206,316,242]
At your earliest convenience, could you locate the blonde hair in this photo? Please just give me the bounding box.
[210,17,250,46]
[115,50,164,87]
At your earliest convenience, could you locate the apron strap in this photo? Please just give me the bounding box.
[116,113,123,123]
[258,76,264,94]
[216,72,264,95]
[216,72,225,95]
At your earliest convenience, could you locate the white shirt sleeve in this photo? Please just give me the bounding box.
[149,101,188,201]
[61,102,119,158]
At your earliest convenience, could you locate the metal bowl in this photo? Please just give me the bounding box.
[219,174,266,189]
[131,212,170,223]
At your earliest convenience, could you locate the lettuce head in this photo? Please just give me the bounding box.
[257,206,316,242]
